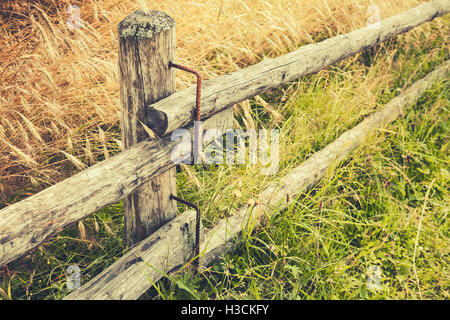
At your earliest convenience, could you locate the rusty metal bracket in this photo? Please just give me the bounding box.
[168,62,202,163]
[170,194,201,273]
[168,62,204,274]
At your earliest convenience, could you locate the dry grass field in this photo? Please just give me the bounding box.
[0,0,426,205]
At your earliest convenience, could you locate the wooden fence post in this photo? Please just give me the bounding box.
[118,10,177,247]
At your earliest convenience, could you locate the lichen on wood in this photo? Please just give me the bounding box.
[118,10,175,39]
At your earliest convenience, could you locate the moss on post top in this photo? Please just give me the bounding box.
[118,10,175,39]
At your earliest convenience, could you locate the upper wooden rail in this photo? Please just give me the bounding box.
[145,0,449,136]
[1,0,449,266]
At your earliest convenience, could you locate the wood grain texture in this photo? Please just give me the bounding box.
[64,210,197,300]
[63,61,448,300]
[146,0,449,137]
[0,108,234,266]
[119,10,178,247]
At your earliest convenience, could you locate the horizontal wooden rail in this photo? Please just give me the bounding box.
[146,0,449,137]
[64,61,449,300]
[65,211,197,300]
[0,109,233,265]
[0,0,448,266]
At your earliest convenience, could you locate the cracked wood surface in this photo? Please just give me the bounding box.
[119,10,178,247]
[0,108,233,266]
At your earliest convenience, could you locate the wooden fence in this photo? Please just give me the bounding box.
[0,0,448,300]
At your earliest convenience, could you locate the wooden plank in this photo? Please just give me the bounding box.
[63,61,449,300]
[118,10,178,247]
[146,0,449,137]
[64,211,197,300]
[0,108,234,266]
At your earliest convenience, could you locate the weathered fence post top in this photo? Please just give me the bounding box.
[118,10,175,39]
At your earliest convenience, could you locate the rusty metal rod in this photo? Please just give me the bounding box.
[169,194,200,273]
[168,62,203,273]
[168,62,202,163]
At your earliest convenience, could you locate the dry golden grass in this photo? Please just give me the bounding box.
[0,0,425,205]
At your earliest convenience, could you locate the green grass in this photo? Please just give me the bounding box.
[1,18,448,300]
[146,77,448,300]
